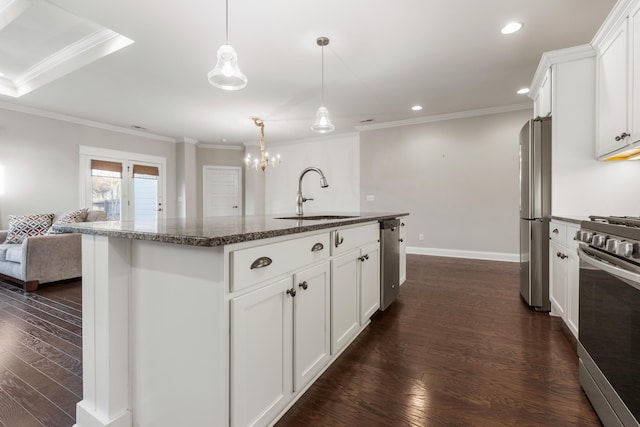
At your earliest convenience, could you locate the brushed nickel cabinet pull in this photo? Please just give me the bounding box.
[311,242,324,252]
[615,132,630,141]
[286,288,296,297]
[335,231,344,248]
[250,256,272,269]
[552,228,559,234]
[298,281,308,290]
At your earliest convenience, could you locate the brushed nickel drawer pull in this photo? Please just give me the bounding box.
[311,242,324,252]
[250,256,272,269]
[335,231,344,248]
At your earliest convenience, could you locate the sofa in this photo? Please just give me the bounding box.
[0,210,108,291]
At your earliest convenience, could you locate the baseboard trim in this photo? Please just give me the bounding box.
[407,246,519,263]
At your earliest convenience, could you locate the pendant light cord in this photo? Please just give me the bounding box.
[321,45,325,107]
[225,0,229,44]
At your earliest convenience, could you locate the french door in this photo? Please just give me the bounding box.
[79,146,166,222]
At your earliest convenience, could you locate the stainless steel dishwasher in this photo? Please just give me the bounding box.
[380,218,400,310]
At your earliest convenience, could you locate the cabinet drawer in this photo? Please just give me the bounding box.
[332,223,379,256]
[230,233,330,292]
[549,222,566,243]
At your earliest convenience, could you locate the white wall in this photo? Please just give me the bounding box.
[265,133,360,215]
[0,107,177,228]
[360,109,532,261]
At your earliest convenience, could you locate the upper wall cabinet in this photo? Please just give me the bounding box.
[596,21,630,157]
[594,1,640,159]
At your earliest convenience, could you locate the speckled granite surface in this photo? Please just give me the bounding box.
[54,212,409,247]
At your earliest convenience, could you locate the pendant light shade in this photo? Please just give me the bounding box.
[208,44,247,90]
[208,0,247,91]
[311,106,335,133]
[311,36,334,134]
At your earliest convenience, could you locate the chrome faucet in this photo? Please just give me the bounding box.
[296,167,329,216]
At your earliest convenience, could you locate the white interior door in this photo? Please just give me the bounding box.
[203,166,242,217]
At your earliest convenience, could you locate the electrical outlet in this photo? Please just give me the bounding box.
[366,195,375,202]
[418,233,424,241]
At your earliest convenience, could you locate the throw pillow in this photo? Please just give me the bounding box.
[5,213,55,244]
[47,208,89,234]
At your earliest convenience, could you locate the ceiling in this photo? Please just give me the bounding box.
[0,0,616,145]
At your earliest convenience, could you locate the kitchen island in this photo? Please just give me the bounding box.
[57,212,407,427]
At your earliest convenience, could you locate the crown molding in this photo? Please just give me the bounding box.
[355,104,531,132]
[0,0,30,32]
[197,143,244,150]
[0,28,134,98]
[0,100,175,142]
[529,44,596,99]
[592,0,636,49]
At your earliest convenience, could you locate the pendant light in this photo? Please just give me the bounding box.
[311,36,335,133]
[207,0,247,90]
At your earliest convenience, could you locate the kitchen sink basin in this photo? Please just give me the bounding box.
[275,215,358,220]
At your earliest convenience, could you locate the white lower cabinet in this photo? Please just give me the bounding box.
[229,222,382,426]
[399,218,407,285]
[331,251,360,354]
[359,241,380,325]
[230,261,330,427]
[230,276,293,427]
[293,262,331,391]
[548,220,580,338]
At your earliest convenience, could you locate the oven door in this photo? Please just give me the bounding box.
[578,245,640,426]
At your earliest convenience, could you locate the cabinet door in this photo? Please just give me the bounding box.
[293,261,330,392]
[565,250,580,338]
[597,22,630,157]
[331,251,360,354]
[230,277,293,427]
[549,241,567,318]
[359,242,380,325]
[399,220,407,285]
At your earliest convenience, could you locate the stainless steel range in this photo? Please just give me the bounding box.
[576,216,640,427]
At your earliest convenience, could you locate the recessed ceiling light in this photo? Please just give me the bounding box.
[501,22,523,35]
[411,105,423,111]
[517,88,530,95]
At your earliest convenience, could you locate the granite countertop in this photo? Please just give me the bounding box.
[54,212,409,247]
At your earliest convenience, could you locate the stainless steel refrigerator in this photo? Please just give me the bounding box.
[519,116,551,312]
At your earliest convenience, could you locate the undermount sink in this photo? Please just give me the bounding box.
[275,215,358,221]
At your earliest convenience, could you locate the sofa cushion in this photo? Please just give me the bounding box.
[47,209,88,234]
[5,214,54,244]
[5,245,22,263]
[86,210,108,222]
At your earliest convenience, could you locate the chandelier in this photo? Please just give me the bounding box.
[245,117,281,171]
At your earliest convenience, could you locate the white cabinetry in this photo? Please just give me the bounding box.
[331,251,360,354]
[533,68,552,118]
[359,241,380,325]
[230,261,330,427]
[548,220,580,338]
[330,223,380,353]
[230,276,293,427]
[229,222,380,426]
[399,218,407,285]
[596,22,631,157]
[594,2,640,159]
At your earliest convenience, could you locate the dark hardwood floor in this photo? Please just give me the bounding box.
[0,256,600,426]
[0,279,81,427]
[277,255,601,426]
